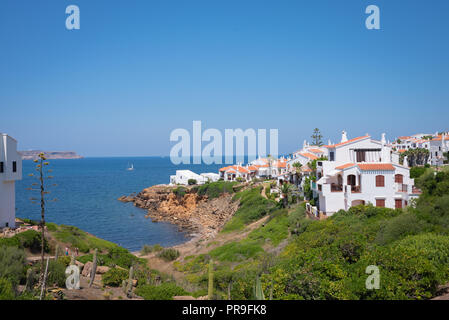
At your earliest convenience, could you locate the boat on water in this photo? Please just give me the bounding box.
[126,163,134,171]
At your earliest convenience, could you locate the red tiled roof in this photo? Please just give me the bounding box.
[335,163,356,170]
[299,152,319,160]
[432,135,449,141]
[358,163,395,171]
[308,148,324,154]
[398,149,407,153]
[325,135,370,149]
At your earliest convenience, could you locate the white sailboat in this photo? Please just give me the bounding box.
[126,163,134,171]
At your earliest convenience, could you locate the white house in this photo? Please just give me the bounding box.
[312,131,420,216]
[0,133,22,229]
[169,170,213,185]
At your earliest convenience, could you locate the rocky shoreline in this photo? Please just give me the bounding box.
[118,184,239,240]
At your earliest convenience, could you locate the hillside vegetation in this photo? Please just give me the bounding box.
[172,166,449,300]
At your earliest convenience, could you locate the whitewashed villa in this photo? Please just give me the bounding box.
[0,133,22,229]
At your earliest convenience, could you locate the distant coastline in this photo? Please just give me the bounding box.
[19,150,83,160]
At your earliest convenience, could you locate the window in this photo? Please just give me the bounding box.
[12,161,17,173]
[0,162,3,173]
[376,199,385,207]
[375,175,385,187]
[356,150,366,162]
[329,152,335,161]
[395,174,403,184]
[347,175,356,186]
[318,184,322,191]
[395,199,403,209]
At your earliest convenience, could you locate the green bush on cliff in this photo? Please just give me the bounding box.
[102,268,128,287]
[197,181,237,199]
[209,240,263,262]
[135,282,188,300]
[223,187,276,232]
[0,278,15,300]
[50,224,117,253]
[0,230,49,253]
[157,248,180,262]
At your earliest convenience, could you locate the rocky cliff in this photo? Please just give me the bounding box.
[118,185,239,239]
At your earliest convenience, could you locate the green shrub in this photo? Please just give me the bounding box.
[0,278,15,300]
[141,244,163,255]
[102,268,128,287]
[410,166,428,179]
[173,187,187,198]
[209,240,263,262]
[188,179,197,185]
[31,260,66,287]
[375,213,428,245]
[157,248,180,262]
[135,282,188,300]
[223,187,276,232]
[0,246,26,286]
[197,181,237,199]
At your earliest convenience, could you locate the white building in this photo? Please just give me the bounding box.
[312,131,419,216]
[169,170,218,185]
[0,133,22,229]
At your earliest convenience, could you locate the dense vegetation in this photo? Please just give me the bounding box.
[173,166,449,300]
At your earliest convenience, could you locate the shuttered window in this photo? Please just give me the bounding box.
[0,162,3,173]
[395,174,403,183]
[12,161,17,173]
[375,175,385,187]
[376,199,385,207]
[395,199,403,209]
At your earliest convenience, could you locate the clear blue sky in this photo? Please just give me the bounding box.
[1,0,448,156]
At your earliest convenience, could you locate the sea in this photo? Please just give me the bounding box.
[15,157,223,252]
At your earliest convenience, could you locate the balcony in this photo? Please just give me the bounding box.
[331,183,343,192]
[350,185,361,193]
[396,183,408,193]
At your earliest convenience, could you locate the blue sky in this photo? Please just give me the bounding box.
[1,0,448,157]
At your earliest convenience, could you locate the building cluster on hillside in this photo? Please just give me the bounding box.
[211,130,447,218]
[1,129,448,231]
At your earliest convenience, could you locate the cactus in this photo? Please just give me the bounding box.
[122,280,127,294]
[25,268,34,292]
[54,244,59,261]
[254,276,265,300]
[89,248,97,288]
[269,279,273,300]
[208,259,214,300]
[126,266,134,298]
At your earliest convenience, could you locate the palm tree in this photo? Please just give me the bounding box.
[281,183,290,208]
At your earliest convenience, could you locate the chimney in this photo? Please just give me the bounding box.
[381,133,386,145]
[341,130,348,143]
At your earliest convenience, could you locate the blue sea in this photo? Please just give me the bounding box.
[15,157,222,252]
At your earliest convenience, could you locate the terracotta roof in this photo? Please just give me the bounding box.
[274,161,287,168]
[220,165,248,173]
[335,163,356,170]
[219,166,232,172]
[247,165,258,171]
[398,136,411,140]
[325,135,370,148]
[358,163,395,171]
[301,166,312,172]
[398,149,407,153]
[308,148,324,154]
[299,152,319,160]
[432,135,449,141]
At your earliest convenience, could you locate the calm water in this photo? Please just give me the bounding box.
[15,157,222,252]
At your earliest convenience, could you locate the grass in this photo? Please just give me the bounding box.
[49,224,117,253]
[209,240,264,262]
[195,181,238,199]
[248,209,289,246]
[222,186,276,232]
